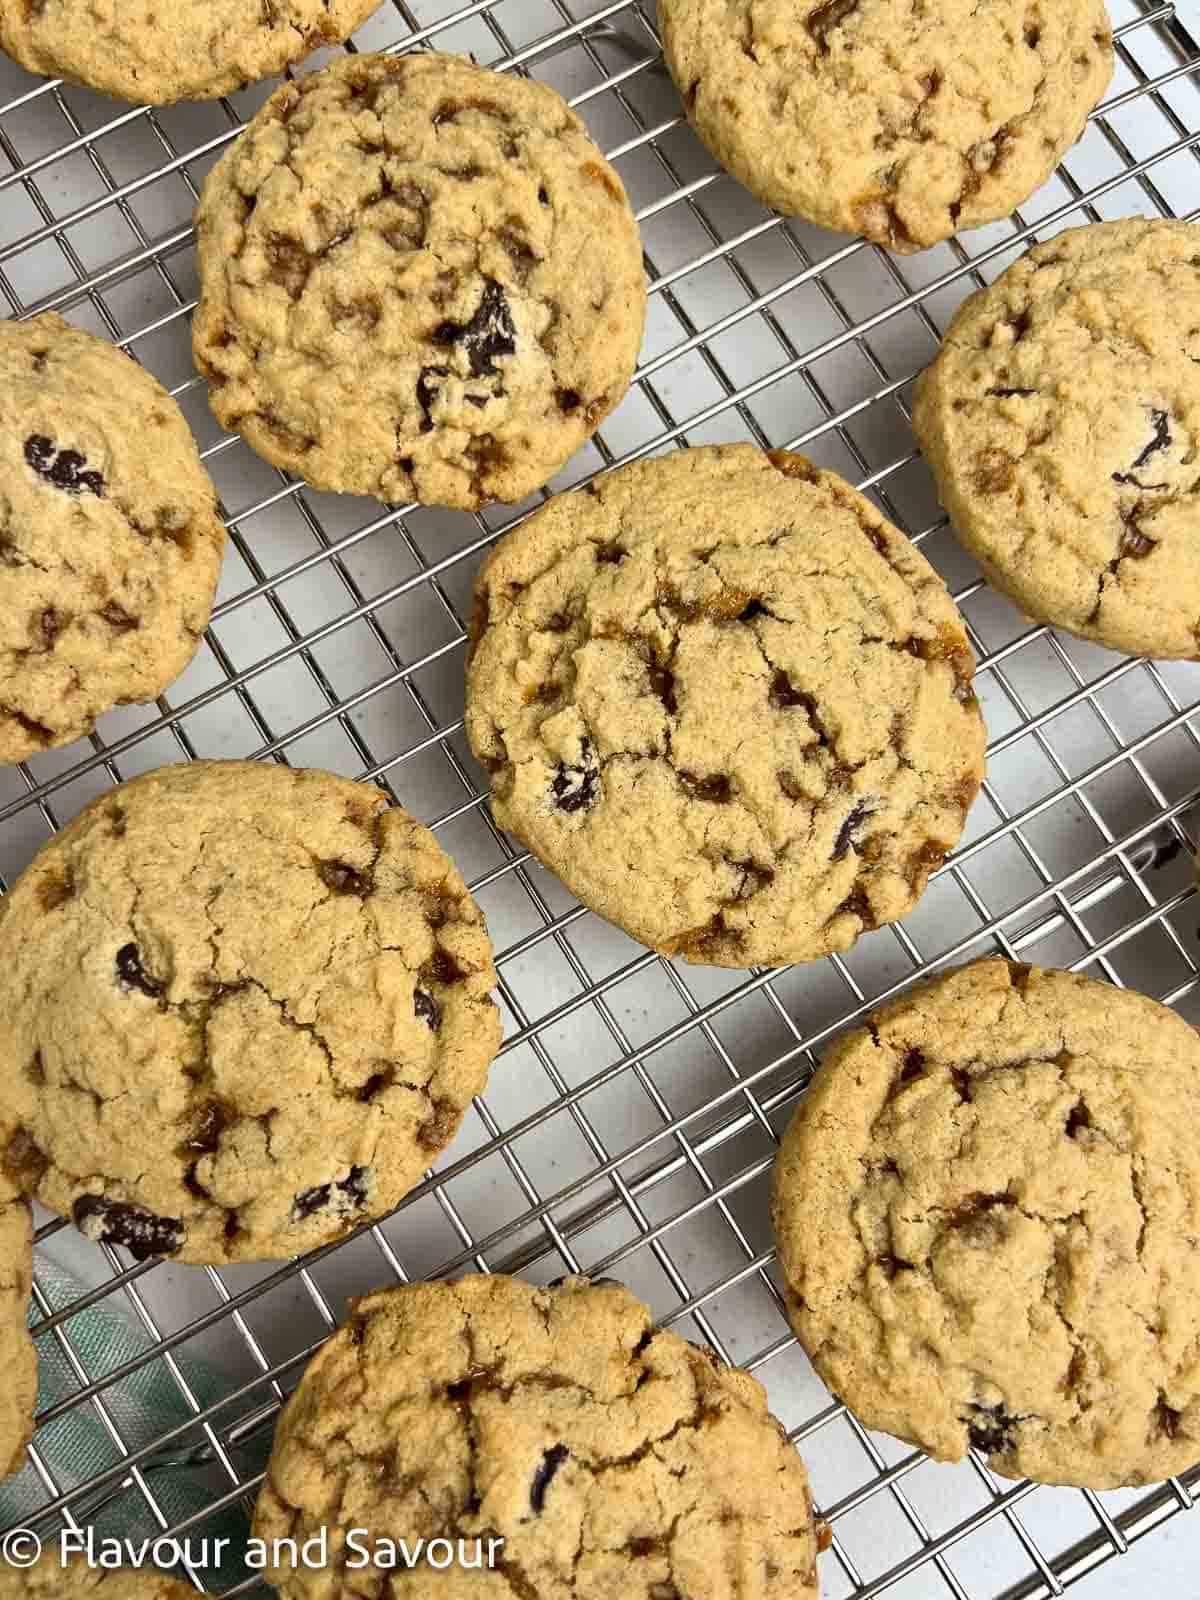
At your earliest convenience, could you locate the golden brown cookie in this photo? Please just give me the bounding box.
[254,1274,822,1600]
[0,314,225,767]
[0,1557,196,1600]
[466,444,985,967]
[660,0,1113,251]
[0,761,501,1265]
[0,1194,36,1481]
[0,0,382,105]
[193,52,646,511]
[773,958,1200,1487]
[914,218,1200,658]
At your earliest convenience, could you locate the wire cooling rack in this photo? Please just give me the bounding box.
[2,2,1200,1596]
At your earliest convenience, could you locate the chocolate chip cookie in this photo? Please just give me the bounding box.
[0,1558,196,1600]
[0,1,382,105]
[465,444,986,967]
[914,219,1200,658]
[254,1274,822,1600]
[660,0,1113,252]
[0,761,501,1265]
[773,958,1200,1487]
[193,51,646,511]
[0,315,225,767]
[0,1194,36,1480]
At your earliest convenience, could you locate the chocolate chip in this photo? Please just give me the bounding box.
[595,542,625,564]
[738,599,769,622]
[964,1401,1021,1455]
[550,737,600,814]
[557,388,582,412]
[808,0,861,49]
[116,943,163,998]
[1154,1395,1182,1440]
[73,1195,184,1260]
[833,799,872,861]
[417,367,448,432]
[317,859,371,896]
[181,1100,227,1155]
[291,1165,371,1222]
[433,279,516,378]
[414,988,440,1030]
[681,772,733,803]
[648,665,677,714]
[426,948,465,985]
[530,1444,569,1512]
[1065,1099,1091,1139]
[901,1048,925,1082]
[24,435,104,496]
[1114,408,1172,488]
[100,602,139,632]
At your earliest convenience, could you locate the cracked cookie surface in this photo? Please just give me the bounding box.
[772,957,1200,1487]
[660,0,1112,251]
[0,1194,36,1481]
[0,1557,197,1600]
[0,0,381,105]
[465,444,986,967]
[0,761,501,1265]
[0,314,225,767]
[254,1273,821,1600]
[914,219,1200,658]
[192,51,646,511]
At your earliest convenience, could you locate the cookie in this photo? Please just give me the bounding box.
[0,1,382,106]
[0,1557,196,1600]
[254,1273,822,1600]
[660,0,1113,252]
[192,51,646,511]
[465,444,986,967]
[0,1195,36,1481]
[772,958,1200,1488]
[0,315,226,767]
[0,761,501,1266]
[913,219,1200,658]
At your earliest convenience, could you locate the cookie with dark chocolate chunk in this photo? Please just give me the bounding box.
[193,52,647,510]
[773,958,1200,1487]
[0,314,225,767]
[0,761,501,1264]
[253,1274,822,1600]
[465,443,985,966]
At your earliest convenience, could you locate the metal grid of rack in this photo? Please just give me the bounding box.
[1,1,1199,1595]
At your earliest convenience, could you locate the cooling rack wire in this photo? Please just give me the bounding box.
[1,1,1199,1595]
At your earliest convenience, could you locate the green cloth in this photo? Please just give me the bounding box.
[0,1256,271,1592]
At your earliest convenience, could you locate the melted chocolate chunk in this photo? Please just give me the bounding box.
[25,435,104,496]
[1113,408,1172,488]
[73,1195,184,1260]
[833,799,872,861]
[550,738,599,814]
[1065,1099,1091,1139]
[417,366,449,432]
[433,279,516,378]
[964,1401,1021,1455]
[115,943,163,998]
[414,987,440,1030]
[317,859,371,897]
[530,1443,569,1512]
[292,1165,371,1223]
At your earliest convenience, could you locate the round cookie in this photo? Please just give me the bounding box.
[660,0,1113,252]
[0,315,225,766]
[254,1273,822,1600]
[0,1,382,106]
[193,52,646,511]
[465,444,986,967]
[772,958,1200,1488]
[0,761,501,1266]
[913,219,1200,658]
[0,1557,196,1600]
[0,1195,36,1481]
